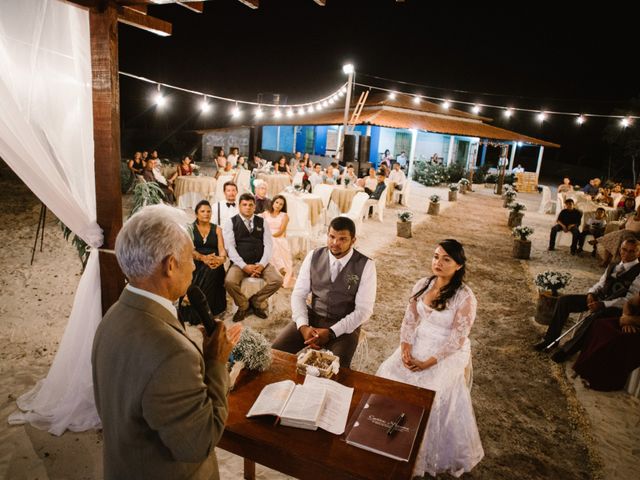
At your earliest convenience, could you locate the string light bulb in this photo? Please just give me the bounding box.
[231,103,241,118]
[576,115,585,125]
[472,105,481,114]
[442,100,450,110]
[154,84,166,108]
[286,109,293,117]
[307,106,314,114]
[621,117,630,128]
[298,107,305,116]
[413,96,421,104]
[503,108,513,118]
[537,111,546,122]
[200,96,210,113]
[388,91,397,100]
[274,108,282,118]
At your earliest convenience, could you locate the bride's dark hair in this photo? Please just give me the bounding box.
[412,239,467,311]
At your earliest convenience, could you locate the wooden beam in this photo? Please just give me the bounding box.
[313,0,326,5]
[177,1,204,13]
[123,4,147,14]
[118,6,172,36]
[237,0,259,9]
[89,4,126,314]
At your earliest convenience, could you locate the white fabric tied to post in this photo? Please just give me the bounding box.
[1,0,105,435]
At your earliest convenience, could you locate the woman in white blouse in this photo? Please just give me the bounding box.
[377,239,483,478]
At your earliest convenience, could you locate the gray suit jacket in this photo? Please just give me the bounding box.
[92,288,229,480]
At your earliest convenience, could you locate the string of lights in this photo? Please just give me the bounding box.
[353,81,637,127]
[119,71,348,119]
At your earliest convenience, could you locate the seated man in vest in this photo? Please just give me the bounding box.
[534,238,640,354]
[213,181,239,227]
[223,193,283,322]
[272,216,377,368]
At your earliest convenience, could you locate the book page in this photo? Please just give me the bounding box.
[304,375,354,435]
[246,380,295,418]
[280,384,327,423]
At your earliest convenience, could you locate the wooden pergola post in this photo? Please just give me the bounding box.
[90,3,125,314]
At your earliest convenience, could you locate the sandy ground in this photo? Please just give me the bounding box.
[1,159,638,479]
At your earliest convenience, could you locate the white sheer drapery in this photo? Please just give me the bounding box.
[0,0,104,434]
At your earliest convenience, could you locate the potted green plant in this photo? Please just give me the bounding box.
[428,194,440,215]
[397,211,413,238]
[534,271,572,325]
[448,183,459,201]
[503,189,517,207]
[512,225,534,259]
[507,202,526,227]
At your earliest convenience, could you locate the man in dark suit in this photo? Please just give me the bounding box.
[534,238,640,356]
[92,204,240,480]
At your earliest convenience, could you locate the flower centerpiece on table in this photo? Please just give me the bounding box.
[228,327,272,389]
[534,271,572,296]
[397,211,413,222]
[344,177,351,187]
[512,225,534,241]
[192,163,200,176]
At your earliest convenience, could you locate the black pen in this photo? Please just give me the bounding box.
[386,412,406,435]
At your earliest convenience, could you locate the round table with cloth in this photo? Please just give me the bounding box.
[282,192,324,226]
[330,186,363,213]
[174,176,217,209]
[256,173,292,197]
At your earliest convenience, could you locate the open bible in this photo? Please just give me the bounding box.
[246,376,354,433]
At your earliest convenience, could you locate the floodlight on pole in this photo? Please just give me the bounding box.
[342,63,354,75]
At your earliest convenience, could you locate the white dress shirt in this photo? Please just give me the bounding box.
[309,172,323,189]
[291,248,377,338]
[588,258,640,308]
[223,213,273,269]
[389,169,406,187]
[213,201,238,227]
[226,154,237,167]
[125,284,177,319]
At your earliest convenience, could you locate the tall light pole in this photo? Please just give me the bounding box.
[339,63,354,160]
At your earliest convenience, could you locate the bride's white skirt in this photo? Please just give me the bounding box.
[377,338,484,477]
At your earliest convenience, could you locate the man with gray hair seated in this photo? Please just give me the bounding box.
[92,204,240,480]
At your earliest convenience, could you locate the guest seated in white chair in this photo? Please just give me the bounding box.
[212,181,238,227]
[261,195,295,288]
[168,154,194,185]
[216,160,235,179]
[548,198,582,254]
[577,207,607,257]
[558,176,573,194]
[142,158,174,203]
[223,193,283,322]
[127,151,145,180]
[389,163,406,192]
[274,155,292,176]
[340,163,358,186]
[309,163,324,190]
[236,155,248,170]
[365,171,386,199]
[363,167,378,192]
[253,179,271,214]
[324,165,338,185]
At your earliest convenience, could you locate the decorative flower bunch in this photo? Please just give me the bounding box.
[508,202,527,213]
[459,178,470,185]
[230,327,272,372]
[504,189,517,199]
[345,274,360,290]
[448,183,459,191]
[512,225,534,240]
[192,163,200,176]
[344,177,351,186]
[430,194,440,203]
[535,271,572,294]
[573,185,581,191]
[397,211,413,222]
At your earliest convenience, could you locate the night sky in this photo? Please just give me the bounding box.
[118,0,639,182]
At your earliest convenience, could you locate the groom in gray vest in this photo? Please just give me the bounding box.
[272,216,377,368]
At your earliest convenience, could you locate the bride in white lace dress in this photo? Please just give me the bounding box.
[376,239,484,478]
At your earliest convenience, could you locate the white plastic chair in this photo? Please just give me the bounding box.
[313,184,336,225]
[537,185,554,214]
[285,195,312,256]
[214,174,235,202]
[292,171,305,187]
[341,192,369,234]
[365,186,388,222]
[236,169,251,196]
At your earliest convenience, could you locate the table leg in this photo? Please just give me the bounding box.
[243,458,256,480]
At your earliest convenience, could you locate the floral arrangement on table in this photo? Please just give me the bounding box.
[534,271,572,296]
[573,185,581,191]
[430,194,440,203]
[508,202,527,213]
[448,183,459,192]
[344,176,351,186]
[228,327,272,389]
[397,211,413,222]
[512,225,534,240]
[192,163,200,176]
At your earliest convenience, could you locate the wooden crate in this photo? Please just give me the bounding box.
[515,172,538,193]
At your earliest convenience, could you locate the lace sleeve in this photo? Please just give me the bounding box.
[434,287,477,362]
[400,278,430,344]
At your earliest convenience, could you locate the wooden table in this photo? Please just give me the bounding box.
[330,186,362,213]
[174,175,217,209]
[218,350,435,480]
[257,173,292,197]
